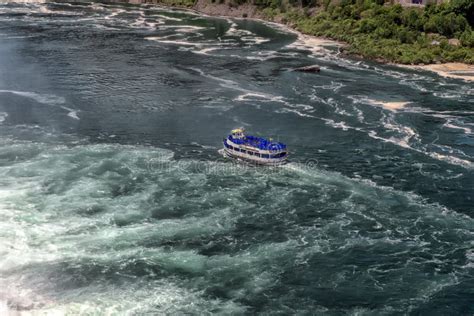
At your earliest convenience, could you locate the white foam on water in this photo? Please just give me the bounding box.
[368,125,411,150]
[188,69,309,115]
[104,8,124,20]
[60,106,80,120]
[234,92,283,103]
[0,90,65,105]
[276,107,316,118]
[13,2,84,16]
[313,81,345,92]
[0,135,472,314]
[352,105,365,123]
[307,92,473,169]
[145,33,174,40]
[156,39,202,46]
[170,26,206,34]
[427,152,472,168]
[0,90,81,120]
[129,16,162,30]
[323,58,470,102]
[282,162,473,270]
[368,129,473,169]
[225,21,253,37]
[443,121,472,135]
[192,47,220,56]
[1,0,45,2]
[223,21,269,46]
[0,142,259,313]
[190,142,215,150]
[145,37,206,48]
[1,278,246,314]
[400,109,474,136]
[240,35,269,45]
[90,3,107,11]
[190,67,262,95]
[151,14,183,22]
[324,119,351,131]
[227,53,270,61]
[231,49,300,62]
[399,78,430,93]
[0,112,7,123]
[2,35,36,39]
[158,25,206,31]
[1,5,473,312]
[462,249,474,269]
[379,112,419,148]
[93,24,120,31]
[36,5,55,14]
[145,27,220,53]
[328,97,474,168]
[433,91,463,99]
[377,105,472,165]
[0,301,7,315]
[427,110,474,115]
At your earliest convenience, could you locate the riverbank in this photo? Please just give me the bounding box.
[401,63,474,82]
[126,0,474,82]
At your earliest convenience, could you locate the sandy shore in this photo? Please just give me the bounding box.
[401,63,474,82]
[298,35,342,47]
[291,33,343,53]
[363,98,411,111]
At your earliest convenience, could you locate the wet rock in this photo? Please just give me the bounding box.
[293,65,321,73]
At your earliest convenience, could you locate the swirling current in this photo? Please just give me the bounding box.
[0,0,473,314]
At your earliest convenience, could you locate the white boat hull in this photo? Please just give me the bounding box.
[218,148,288,166]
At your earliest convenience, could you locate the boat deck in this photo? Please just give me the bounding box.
[228,135,286,151]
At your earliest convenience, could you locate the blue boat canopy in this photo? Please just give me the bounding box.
[228,130,286,151]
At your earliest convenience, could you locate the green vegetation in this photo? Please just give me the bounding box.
[258,0,474,64]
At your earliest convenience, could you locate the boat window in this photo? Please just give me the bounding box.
[272,152,286,158]
[241,149,246,154]
[249,151,254,156]
[262,154,269,158]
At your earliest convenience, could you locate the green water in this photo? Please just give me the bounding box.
[0,1,473,314]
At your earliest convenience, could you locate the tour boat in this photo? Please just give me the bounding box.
[219,128,288,166]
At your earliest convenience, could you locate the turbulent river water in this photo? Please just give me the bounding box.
[0,0,473,314]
